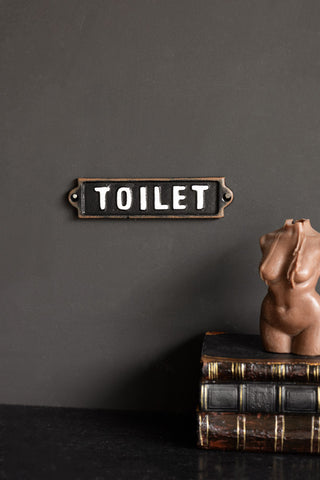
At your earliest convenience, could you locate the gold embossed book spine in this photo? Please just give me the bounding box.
[198,412,320,454]
[197,332,320,453]
[202,360,320,383]
[201,332,320,384]
[199,383,320,414]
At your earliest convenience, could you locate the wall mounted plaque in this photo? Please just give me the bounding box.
[68,177,233,219]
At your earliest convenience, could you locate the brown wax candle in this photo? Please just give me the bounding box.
[259,219,320,356]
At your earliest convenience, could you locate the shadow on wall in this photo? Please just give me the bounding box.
[89,239,263,412]
[145,236,263,338]
[90,335,202,413]
[96,335,204,414]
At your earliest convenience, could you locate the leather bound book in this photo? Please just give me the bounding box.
[201,332,320,383]
[198,411,320,454]
[200,383,320,413]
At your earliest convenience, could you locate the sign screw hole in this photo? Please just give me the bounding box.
[223,192,232,202]
[71,193,78,202]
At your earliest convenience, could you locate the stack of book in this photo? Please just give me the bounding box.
[197,332,320,454]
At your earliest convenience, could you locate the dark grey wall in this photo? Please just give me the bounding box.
[2,0,320,411]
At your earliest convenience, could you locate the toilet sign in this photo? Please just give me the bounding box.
[68,177,233,219]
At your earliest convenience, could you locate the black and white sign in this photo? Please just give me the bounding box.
[68,178,233,219]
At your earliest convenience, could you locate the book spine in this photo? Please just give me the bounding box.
[200,383,320,414]
[202,361,320,383]
[198,412,320,453]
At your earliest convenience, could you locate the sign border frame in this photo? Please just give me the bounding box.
[68,177,233,219]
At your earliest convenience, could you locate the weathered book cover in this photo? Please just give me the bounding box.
[201,332,320,383]
[200,383,320,413]
[198,411,320,454]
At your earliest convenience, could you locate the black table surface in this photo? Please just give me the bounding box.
[2,405,320,480]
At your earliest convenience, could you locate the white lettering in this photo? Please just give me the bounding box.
[172,186,187,210]
[94,186,111,210]
[140,187,147,211]
[191,185,209,209]
[116,187,133,210]
[154,186,169,210]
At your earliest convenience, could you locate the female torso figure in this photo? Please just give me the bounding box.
[260,219,320,355]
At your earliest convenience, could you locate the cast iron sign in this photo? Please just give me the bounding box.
[68,177,233,219]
